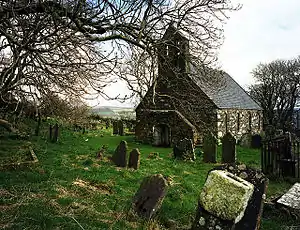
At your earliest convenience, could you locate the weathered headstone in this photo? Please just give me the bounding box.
[173,138,195,161]
[251,134,262,148]
[49,124,52,141]
[128,148,141,170]
[192,164,269,230]
[277,183,300,219]
[203,133,217,163]
[105,120,110,129]
[200,170,254,223]
[112,140,127,167]
[239,133,252,148]
[222,132,236,163]
[49,123,59,142]
[53,123,59,142]
[113,121,118,135]
[118,121,124,136]
[132,174,168,219]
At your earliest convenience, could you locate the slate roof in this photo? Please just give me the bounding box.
[189,64,261,110]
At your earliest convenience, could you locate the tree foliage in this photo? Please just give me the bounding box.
[249,57,300,132]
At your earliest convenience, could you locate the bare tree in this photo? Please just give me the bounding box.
[249,57,300,132]
[0,0,240,110]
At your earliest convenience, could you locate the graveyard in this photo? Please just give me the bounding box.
[0,121,298,230]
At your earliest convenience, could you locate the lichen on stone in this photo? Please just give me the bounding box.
[199,170,254,223]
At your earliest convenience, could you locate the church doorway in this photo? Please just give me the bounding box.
[153,124,171,147]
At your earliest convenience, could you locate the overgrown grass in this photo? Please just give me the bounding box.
[0,123,297,229]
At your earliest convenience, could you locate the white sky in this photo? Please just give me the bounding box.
[95,0,300,107]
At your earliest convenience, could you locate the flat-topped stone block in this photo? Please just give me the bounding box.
[277,183,300,215]
[200,170,254,223]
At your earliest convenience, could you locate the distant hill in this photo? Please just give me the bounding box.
[91,106,135,119]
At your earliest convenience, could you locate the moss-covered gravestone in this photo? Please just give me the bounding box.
[132,174,168,219]
[173,138,195,161]
[203,133,217,163]
[201,170,254,222]
[112,140,127,167]
[128,148,140,170]
[192,165,268,230]
[222,132,236,163]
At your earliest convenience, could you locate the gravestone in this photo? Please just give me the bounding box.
[105,120,110,129]
[200,170,254,223]
[53,123,59,142]
[192,164,269,230]
[132,174,168,219]
[277,183,300,219]
[203,133,217,163]
[49,124,52,141]
[128,148,141,170]
[112,140,127,167]
[113,121,118,135]
[173,138,195,161]
[49,123,59,142]
[251,134,262,148]
[239,133,252,148]
[222,132,236,164]
[118,121,124,136]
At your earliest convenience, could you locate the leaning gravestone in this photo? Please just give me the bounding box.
[277,183,300,219]
[192,164,268,230]
[118,121,124,136]
[128,148,141,170]
[173,138,195,161]
[112,140,127,167]
[222,132,236,164]
[203,133,217,163]
[113,121,118,135]
[132,174,168,219]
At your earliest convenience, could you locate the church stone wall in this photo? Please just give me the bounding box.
[217,109,263,140]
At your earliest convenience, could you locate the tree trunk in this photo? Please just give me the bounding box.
[0,119,17,133]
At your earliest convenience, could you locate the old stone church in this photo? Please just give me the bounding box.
[135,25,262,146]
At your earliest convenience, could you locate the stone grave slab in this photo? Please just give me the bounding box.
[200,170,254,223]
[132,174,168,219]
[192,164,268,230]
[277,183,300,219]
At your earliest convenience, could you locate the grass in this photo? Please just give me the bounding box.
[0,122,297,229]
[0,139,33,165]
